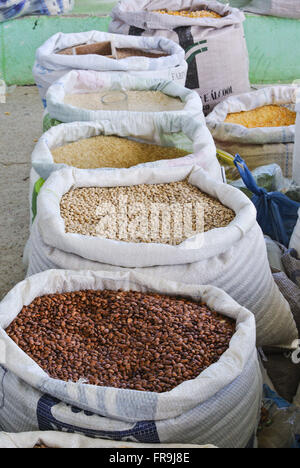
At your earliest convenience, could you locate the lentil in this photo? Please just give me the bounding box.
[60,181,235,245]
[64,90,185,112]
[52,136,189,169]
[6,290,236,393]
[225,105,296,128]
[154,9,222,18]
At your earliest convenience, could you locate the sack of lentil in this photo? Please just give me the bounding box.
[31,114,220,187]
[44,70,203,132]
[0,431,215,448]
[243,0,300,18]
[26,164,298,348]
[0,269,261,447]
[109,0,250,115]
[33,31,187,106]
[206,86,298,178]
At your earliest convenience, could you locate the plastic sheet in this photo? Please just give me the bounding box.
[234,154,300,247]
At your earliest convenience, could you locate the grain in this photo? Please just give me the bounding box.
[52,136,189,169]
[154,9,222,18]
[225,105,296,128]
[6,289,236,393]
[64,90,185,112]
[60,181,235,245]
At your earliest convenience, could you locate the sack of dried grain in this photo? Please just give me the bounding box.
[109,0,250,115]
[0,268,261,447]
[0,431,216,448]
[26,164,298,348]
[206,86,298,178]
[29,115,220,221]
[43,71,203,132]
[33,31,187,106]
[243,0,300,18]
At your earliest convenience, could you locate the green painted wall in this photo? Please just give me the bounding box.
[72,0,117,15]
[0,15,110,85]
[244,15,300,84]
[0,11,300,86]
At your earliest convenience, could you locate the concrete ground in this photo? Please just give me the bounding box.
[0,86,43,300]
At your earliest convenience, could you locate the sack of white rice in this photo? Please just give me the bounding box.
[109,0,250,114]
[206,86,297,178]
[43,71,203,132]
[33,31,187,106]
[26,164,298,348]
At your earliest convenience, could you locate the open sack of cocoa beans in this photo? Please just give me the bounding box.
[0,269,261,448]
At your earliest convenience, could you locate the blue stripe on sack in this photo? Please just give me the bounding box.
[37,394,160,443]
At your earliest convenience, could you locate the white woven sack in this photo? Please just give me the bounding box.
[244,0,300,18]
[31,117,220,182]
[33,31,187,105]
[206,86,297,177]
[0,431,216,448]
[26,165,298,348]
[289,209,300,257]
[109,0,250,114]
[0,269,261,447]
[45,70,203,126]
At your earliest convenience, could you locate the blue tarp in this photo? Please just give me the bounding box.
[0,0,74,22]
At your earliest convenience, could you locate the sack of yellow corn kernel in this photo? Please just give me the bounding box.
[109,0,250,115]
[206,86,298,178]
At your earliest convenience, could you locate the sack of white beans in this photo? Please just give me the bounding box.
[26,164,298,348]
[0,431,216,448]
[109,0,250,115]
[44,71,204,132]
[206,86,298,178]
[0,269,261,447]
[33,31,188,106]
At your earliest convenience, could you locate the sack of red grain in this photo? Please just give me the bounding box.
[0,269,261,448]
[109,0,250,114]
